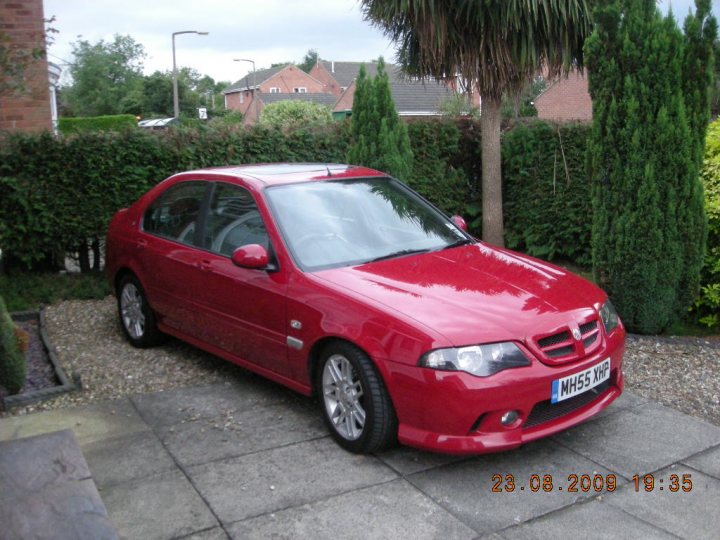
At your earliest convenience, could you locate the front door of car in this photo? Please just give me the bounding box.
[138,180,209,336]
[190,182,289,376]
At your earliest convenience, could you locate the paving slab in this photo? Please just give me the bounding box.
[156,399,326,467]
[226,479,477,540]
[604,464,720,539]
[682,444,720,480]
[177,526,230,540]
[0,398,148,445]
[552,402,720,478]
[82,430,178,488]
[130,381,296,428]
[407,439,618,533]
[187,438,398,524]
[375,445,469,476]
[0,429,91,494]
[0,430,117,540]
[499,498,676,539]
[99,469,219,540]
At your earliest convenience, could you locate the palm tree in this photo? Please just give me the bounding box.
[360,0,592,246]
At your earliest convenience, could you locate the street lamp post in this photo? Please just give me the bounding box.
[233,58,256,92]
[172,30,208,118]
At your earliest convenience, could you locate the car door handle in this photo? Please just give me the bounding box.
[198,259,213,271]
[135,239,147,250]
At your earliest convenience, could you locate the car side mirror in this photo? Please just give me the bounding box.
[451,215,469,232]
[231,244,269,269]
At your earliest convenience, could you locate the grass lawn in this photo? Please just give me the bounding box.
[0,272,111,312]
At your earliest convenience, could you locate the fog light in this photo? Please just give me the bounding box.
[501,410,519,426]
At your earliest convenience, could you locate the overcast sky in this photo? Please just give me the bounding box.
[44,0,716,87]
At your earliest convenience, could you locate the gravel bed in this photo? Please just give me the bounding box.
[3,297,719,427]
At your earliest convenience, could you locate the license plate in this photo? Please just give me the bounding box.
[551,359,610,403]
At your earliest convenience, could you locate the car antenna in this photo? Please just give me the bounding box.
[326,165,333,177]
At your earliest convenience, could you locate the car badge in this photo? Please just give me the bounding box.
[572,328,582,340]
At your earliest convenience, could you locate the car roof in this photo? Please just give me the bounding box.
[173,163,387,188]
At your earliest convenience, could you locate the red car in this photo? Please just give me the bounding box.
[106,163,625,455]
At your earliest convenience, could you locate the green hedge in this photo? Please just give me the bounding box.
[1,119,594,273]
[58,114,138,135]
[502,121,593,266]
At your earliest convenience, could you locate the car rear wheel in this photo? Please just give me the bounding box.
[318,342,397,453]
[117,274,164,348]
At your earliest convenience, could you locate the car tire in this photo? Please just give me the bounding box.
[117,274,165,348]
[317,341,397,453]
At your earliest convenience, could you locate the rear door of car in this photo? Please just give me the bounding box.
[137,180,210,336]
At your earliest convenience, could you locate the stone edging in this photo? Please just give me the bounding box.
[2,308,80,409]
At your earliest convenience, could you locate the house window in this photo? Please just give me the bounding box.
[240,92,244,104]
[269,87,281,93]
[293,87,307,93]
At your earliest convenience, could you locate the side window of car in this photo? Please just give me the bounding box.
[205,183,269,256]
[143,182,206,245]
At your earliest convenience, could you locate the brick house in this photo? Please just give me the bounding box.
[0,0,54,133]
[225,59,459,124]
[223,64,326,123]
[534,70,592,122]
[309,60,389,96]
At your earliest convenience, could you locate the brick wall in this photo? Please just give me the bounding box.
[259,66,324,94]
[309,63,342,96]
[535,71,592,122]
[333,82,355,112]
[0,0,52,133]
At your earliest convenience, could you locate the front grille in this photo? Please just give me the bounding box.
[579,320,597,334]
[546,345,574,358]
[534,318,601,364]
[538,331,570,348]
[524,380,610,428]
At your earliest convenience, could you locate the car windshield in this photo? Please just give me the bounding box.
[265,177,471,271]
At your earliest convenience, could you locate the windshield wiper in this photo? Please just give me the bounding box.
[439,238,474,250]
[369,248,431,263]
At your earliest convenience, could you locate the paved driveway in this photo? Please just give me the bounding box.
[1,368,719,539]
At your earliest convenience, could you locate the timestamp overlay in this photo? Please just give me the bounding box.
[491,473,695,494]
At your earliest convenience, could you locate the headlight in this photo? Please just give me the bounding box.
[419,342,531,377]
[600,300,620,334]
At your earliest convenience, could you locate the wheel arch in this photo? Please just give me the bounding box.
[306,336,395,403]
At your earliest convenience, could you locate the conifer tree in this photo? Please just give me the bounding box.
[587,0,716,333]
[347,58,412,181]
[677,0,718,311]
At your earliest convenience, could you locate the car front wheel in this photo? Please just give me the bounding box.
[117,274,164,348]
[318,342,397,453]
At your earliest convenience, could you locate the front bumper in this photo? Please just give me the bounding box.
[383,329,625,455]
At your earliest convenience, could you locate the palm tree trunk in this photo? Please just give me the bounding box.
[480,95,505,246]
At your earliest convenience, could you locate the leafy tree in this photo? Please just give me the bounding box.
[258,100,333,131]
[63,34,146,116]
[586,0,716,333]
[439,94,479,118]
[693,118,720,328]
[501,76,547,119]
[361,0,592,246]
[299,49,319,73]
[139,69,226,119]
[347,58,413,181]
